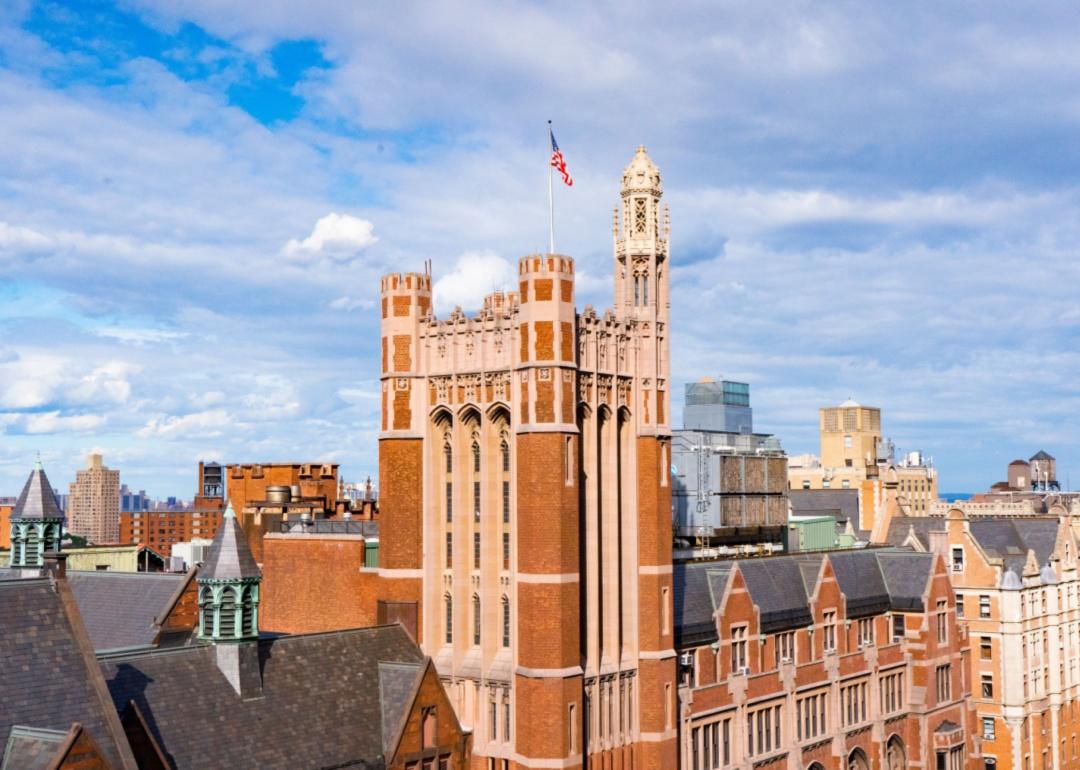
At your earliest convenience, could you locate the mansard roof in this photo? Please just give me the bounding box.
[0,578,135,769]
[674,548,935,646]
[11,463,63,521]
[100,625,426,769]
[200,503,260,581]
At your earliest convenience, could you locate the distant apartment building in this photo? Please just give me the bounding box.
[672,378,788,546]
[120,508,224,557]
[67,453,121,543]
[788,401,937,533]
[884,507,1080,770]
[119,484,151,512]
[675,548,976,770]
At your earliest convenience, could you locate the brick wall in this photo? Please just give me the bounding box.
[260,535,379,634]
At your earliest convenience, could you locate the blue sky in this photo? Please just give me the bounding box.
[2,0,1080,497]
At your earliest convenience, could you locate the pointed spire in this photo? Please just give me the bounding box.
[201,502,260,581]
[12,461,64,521]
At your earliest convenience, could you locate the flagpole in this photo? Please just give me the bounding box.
[548,120,555,255]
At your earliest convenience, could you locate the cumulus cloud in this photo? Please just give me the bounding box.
[136,409,233,438]
[283,212,377,262]
[328,296,373,311]
[432,251,515,314]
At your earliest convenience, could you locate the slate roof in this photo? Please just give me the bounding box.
[378,661,422,753]
[101,625,427,770]
[67,571,188,652]
[674,548,934,645]
[11,463,63,521]
[1,726,68,770]
[883,516,944,550]
[201,502,260,580]
[0,579,134,769]
[884,515,1062,585]
[788,489,862,535]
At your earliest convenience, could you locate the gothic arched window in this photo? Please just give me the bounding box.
[472,441,481,473]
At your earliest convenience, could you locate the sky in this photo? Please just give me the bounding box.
[2,1,1080,497]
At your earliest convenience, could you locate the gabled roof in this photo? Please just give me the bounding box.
[674,548,933,645]
[0,579,135,769]
[11,463,63,521]
[883,516,943,550]
[969,518,1059,576]
[379,662,423,753]
[1,726,68,770]
[201,503,260,581]
[67,571,189,652]
[101,625,425,769]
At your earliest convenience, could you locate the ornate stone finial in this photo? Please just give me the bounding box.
[34,451,42,471]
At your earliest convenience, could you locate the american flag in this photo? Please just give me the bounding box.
[550,128,573,186]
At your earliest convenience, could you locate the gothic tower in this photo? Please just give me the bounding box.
[8,460,64,572]
[377,147,676,770]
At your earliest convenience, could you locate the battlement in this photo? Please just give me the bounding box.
[518,254,574,275]
[380,272,432,294]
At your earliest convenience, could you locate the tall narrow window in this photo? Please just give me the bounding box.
[502,481,510,523]
[642,275,648,305]
[445,481,453,522]
[565,436,573,484]
[444,594,453,644]
[472,442,480,473]
[501,440,510,472]
[473,481,481,522]
[473,594,482,646]
[445,442,453,473]
[474,532,481,570]
[445,533,452,568]
[502,532,510,570]
[502,595,510,647]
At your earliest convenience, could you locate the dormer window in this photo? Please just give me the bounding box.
[951,547,964,572]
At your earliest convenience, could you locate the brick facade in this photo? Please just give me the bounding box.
[675,549,977,770]
[377,147,675,769]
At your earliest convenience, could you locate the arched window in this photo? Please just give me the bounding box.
[501,440,510,472]
[473,594,481,646]
[502,596,510,648]
[444,594,453,644]
[642,274,648,305]
[218,586,238,638]
[444,441,453,473]
[472,441,481,474]
[199,587,213,636]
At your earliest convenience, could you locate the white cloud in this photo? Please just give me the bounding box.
[283,212,377,261]
[0,221,52,251]
[136,409,233,438]
[0,411,106,434]
[432,250,515,314]
[328,295,373,311]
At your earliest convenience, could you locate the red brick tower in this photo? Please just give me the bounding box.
[514,254,583,767]
[379,271,432,641]
[377,147,675,770]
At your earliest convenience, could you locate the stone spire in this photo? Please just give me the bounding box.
[197,502,261,642]
[9,460,64,570]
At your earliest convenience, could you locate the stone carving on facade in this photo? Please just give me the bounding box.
[431,376,452,405]
[597,374,613,404]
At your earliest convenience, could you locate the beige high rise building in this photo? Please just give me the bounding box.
[68,453,120,544]
[789,400,938,528]
[819,399,881,469]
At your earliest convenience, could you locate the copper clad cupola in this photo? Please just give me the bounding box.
[9,459,65,570]
[197,502,261,642]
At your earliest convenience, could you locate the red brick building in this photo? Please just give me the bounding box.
[674,548,977,769]
[376,146,676,769]
[119,508,223,557]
